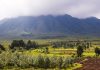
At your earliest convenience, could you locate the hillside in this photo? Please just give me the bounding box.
[0,14,100,38]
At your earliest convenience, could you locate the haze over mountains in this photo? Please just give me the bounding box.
[0,14,100,38]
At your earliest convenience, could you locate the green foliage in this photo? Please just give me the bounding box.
[10,40,39,51]
[0,44,5,51]
[37,55,44,68]
[51,40,91,49]
[0,49,78,69]
[26,40,38,50]
[44,57,50,68]
[95,47,100,56]
[0,39,93,69]
[44,47,49,54]
[57,57,63,69]
[10,40,26,50]
[77,45,84,57]
[49,56,57,68]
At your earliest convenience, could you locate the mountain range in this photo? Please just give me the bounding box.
[0,14,100,39]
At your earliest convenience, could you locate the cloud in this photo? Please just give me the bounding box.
[66,0,100,18]
[0,0,100,19]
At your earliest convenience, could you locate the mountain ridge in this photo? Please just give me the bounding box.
[0,14,100,38]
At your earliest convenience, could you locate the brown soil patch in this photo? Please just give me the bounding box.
[75,57,100,70]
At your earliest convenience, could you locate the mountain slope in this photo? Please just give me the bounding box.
[0,14,100,38]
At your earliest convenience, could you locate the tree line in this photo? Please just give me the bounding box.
[51,40,91,49]
[9,40,38,50]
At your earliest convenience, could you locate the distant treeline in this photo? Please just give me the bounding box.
[50,40,92,49]
[9,40,38,50]
[0,40,92,52]
[9,40,50,51]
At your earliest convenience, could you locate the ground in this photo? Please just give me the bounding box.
[75,57,100,70]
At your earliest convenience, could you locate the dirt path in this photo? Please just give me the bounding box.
[75,57,100,70]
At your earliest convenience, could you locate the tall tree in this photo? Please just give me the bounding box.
[77,45,84,57]
[95,47,100,56]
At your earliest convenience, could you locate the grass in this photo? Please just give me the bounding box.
[0,39,100,70]
[67,63,82,70]
[24,48,74,57]
[83,52,95,57]
[0,39,96,57]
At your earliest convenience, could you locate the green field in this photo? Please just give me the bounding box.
[0,39,99,70]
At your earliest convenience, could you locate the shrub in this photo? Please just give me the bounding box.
[0,51,77,69]
[95,47,100,56]
[77,45,84,57]
[57,57,63,69]
[50,56,57,68]
[44,56,50,69]
[36,55,44,68]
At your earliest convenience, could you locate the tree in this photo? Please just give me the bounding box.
[57,57,63,69]
[44,57,50,69]
[95,47,100,56]
[0,44,5,51]
[62,58,68,69]
[86,42,90,48]
[50,56,57,68]
[26,40,38,50]
[10,40,25,50]
[45,47,49,54]
[37,55,44,68]
[77,45,84,57]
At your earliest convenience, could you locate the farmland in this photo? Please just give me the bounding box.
[0,39,100,70]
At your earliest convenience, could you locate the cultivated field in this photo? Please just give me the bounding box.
[0,39,100,70]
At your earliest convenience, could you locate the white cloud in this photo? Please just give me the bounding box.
[0,0,100,19]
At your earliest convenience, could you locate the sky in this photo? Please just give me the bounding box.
[0,0,100,20]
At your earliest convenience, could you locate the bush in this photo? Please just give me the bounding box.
[77,45,84,57]
[50,56,57,68]
[95,47,100,56]
[0,51,77,69]
[36,55,44,68]
[62,58,68,69]
[44,57,50,69]
[57,57,63,69]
